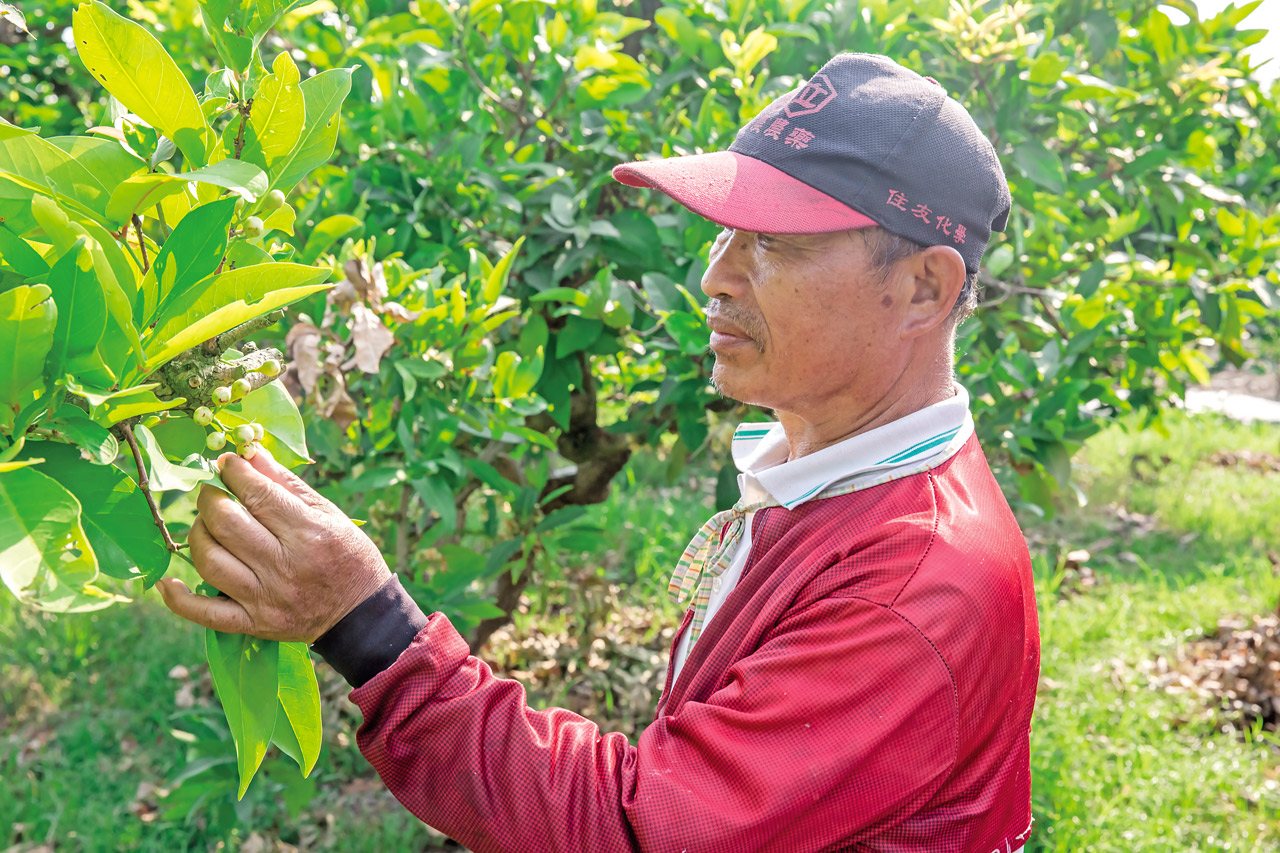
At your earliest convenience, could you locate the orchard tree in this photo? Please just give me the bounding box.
[0,0,357,798]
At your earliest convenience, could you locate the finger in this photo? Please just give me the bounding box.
[216,450,312,536]
[196,483,279,567]
[188,517,261,599]
[155,577,253,634]
[243,445,335,513]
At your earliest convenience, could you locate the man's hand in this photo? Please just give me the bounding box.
[156,445,392,643]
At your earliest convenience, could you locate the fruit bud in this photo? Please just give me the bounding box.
[262,189,286,212]
[243,216,264,239]
[207,431,227,451]
[257,358,281,377]
[233,424,256,445]
[252,422,265,441]
[193,406,214,426]
[213,386,232,405]
[238,442,258,460]
[231,377,252,399]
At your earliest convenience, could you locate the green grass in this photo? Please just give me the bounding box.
[3,411,1279,850]
[1026,413,1280,851]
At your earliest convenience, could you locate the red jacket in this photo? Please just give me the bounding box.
[313,435,1040,852]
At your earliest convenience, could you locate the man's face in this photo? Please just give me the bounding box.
[700,227,910,418]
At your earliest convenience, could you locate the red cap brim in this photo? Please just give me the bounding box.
[612,151,877,234]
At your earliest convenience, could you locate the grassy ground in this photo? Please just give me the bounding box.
[3,410,1279,851]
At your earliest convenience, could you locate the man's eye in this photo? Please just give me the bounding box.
[755,233,776,248]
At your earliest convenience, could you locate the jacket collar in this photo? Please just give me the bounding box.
[731,384,974,509]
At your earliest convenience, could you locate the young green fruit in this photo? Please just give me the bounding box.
[238,442,258,461]
[213,386,232,406]
[243,216,264,239]
[193,406,214,426]
[231,377,252,399]
[261,189,286,212]
[257,358,281,377]
[233,424,256,445]
[207,431,227,451]
[252,422,265,441]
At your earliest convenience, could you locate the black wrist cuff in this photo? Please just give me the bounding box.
[310,575,428,688]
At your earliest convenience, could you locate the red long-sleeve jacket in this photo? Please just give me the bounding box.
[312,436,1040,852]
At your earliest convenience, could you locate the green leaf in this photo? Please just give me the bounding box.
[556,314,602,357]
[482,236,525,303]
[44,240,108,383]
[218,381,312,468]
[244,52,305,170]
[0,131,146,225]
[299,214,362,264]
[52,406,119,465]
[106,160,268,225]
[0,466,126,612]
[269,67,354,196]
[272,642,321,777]
[144,263,332,368]
[133,423,216,491]
[74,382,184,427]
[136,196,237,327]
[74,219,146,366]
[73,0,213,166]
[0,284,57,430]
[147,416,208,460]
[30,441,171,585]
[1011,144,1066,194]
[0,222,51,278]
[205,629,280,799]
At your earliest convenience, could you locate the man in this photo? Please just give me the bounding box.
[158,53,1039,852]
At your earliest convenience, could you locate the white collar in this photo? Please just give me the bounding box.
[731,384,974,509]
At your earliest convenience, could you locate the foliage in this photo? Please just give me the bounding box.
[0,0,366,798]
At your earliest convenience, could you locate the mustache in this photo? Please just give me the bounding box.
[706,300,766,352]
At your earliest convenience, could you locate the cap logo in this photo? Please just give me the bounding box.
[785,74,837,117]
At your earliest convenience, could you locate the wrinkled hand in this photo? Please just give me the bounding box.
[156,445,392,643]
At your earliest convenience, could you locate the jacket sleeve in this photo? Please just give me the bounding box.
[322,579,959,853]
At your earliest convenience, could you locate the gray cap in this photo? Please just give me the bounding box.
[614,53,1012,274]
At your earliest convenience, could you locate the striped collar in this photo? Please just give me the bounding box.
[731,384,974,509]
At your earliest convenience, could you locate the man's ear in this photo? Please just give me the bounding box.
[899,245,967,339]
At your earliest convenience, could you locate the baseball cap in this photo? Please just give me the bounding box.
[612,53,1011,274]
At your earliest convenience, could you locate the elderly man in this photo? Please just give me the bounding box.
[159,53,1039,852]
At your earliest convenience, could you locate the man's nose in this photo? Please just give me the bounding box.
[700,230,753,301]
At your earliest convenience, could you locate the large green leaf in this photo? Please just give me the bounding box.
[0,129,146,225]
[0,466,125,612]
[0,222,51,278]
[133,423,215,491]
[218,380,312,468]
[241,52,304,171]
[77,218,146,366]
[51,405,118,465]
[73,0,213,166]
[135,196,237,327]
[271,641,321,777]
[0,284,57,430]
[30,441,171,585]
[106,160,267,226]
[68,380,185,428]
[269,67,354,196]
[144,263,332,368]
[44,240,109,383]
[206,629,280,799]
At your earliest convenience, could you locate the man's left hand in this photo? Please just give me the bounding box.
[156,446,392,643]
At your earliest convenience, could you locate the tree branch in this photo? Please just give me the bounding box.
[132,214,149,274]
[118,422,179,552]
